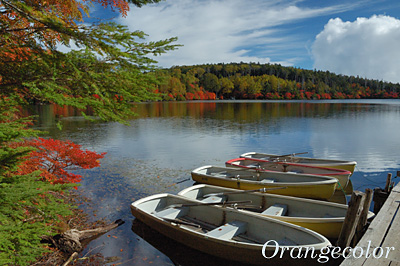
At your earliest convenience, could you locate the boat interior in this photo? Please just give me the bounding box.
[202,166,334,183]
[137,194,327,246]
[180,186,347,219]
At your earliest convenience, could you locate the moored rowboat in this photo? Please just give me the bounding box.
[178,184,374,239]
[226,158,351,190]
[131,193,332,265]
[191,165,337,200]
[240,152,357,174]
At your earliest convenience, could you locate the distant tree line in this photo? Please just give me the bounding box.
[154,62,400,100]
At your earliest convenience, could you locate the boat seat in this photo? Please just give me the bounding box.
[261,204,288,216]
[155,206,189,220]
[206,220,247,240]
[200,195,227,204]
[260,179,275,183]
[211,172,233,178]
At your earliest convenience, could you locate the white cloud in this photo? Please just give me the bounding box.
[118,0,358,68]
[312,15,400,83]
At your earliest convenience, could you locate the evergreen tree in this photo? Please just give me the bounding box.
[0,0,179,264]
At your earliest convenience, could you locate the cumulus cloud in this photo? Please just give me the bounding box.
[312,15,400,83]
[118,0,357,67]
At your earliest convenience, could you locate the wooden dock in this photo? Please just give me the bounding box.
[340,182,400,266]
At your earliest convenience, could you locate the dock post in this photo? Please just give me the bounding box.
[336,191,366,249]
[351,188,373,246]
[373,173,393,213]
[384,173,392,192]
[340,180,400,266]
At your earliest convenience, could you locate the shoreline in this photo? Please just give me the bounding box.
[32,190,112,266]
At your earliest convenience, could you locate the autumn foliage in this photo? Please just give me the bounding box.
[11,138,106,185]
[156,63,400,101]
[185,90,216,100]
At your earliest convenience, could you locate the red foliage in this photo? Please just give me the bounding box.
[334,92,346,99]
[264,92,281,100]
[185,92,194,100]
[11,138,106,185]
[299,91,305,99]
[305,91,313,100]
[185,90,216,100]
[2,47,33,62]
[206,91,216,100]
[91,0,130,17]
[194,91,204,100]
[254,93,263,99]
[321,93,332,99]
[383,91,399,98]
[114,94,123,101]
[284,92,293,100]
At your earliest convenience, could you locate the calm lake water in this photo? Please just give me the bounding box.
[30,99,400,265]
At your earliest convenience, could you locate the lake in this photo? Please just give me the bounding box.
[30,99,400,265]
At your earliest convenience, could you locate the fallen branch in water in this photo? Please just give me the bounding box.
[42,219,125,255]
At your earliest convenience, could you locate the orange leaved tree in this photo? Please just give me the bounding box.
[11,138,106,185]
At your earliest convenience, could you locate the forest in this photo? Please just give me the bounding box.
[155,62,400,101]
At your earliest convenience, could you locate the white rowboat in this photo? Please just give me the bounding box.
[178,184,374,239]
[226,158,351,190]
[191,165,338,200]
[240,152,357,174]
[131,193,332,265]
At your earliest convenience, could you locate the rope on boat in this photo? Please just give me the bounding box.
[337,180,346,196]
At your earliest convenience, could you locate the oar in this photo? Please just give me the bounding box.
[161,217,201,228]
[230,204,262,209]
[235,174,259,178]
[166,178,191,188]
[273,152,308,158]
[169,200,252,208]
[203,187,287,198]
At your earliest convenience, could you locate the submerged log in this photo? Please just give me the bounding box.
[42,219,125,254]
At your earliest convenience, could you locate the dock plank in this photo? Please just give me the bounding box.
[379,190,400,263]
[340,182,400,266]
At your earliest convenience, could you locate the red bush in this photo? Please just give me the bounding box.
[11,138,106,185]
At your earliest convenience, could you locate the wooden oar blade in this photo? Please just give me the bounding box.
[169,200,252,208]
[272,152,309,158]
[203,186,287,198]
[162,217,201,228]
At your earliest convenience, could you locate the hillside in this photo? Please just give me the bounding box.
[154,63,400,100]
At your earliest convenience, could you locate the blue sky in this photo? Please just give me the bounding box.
[92,0,400,83]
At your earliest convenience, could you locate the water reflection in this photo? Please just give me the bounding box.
[28,100,400,265]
